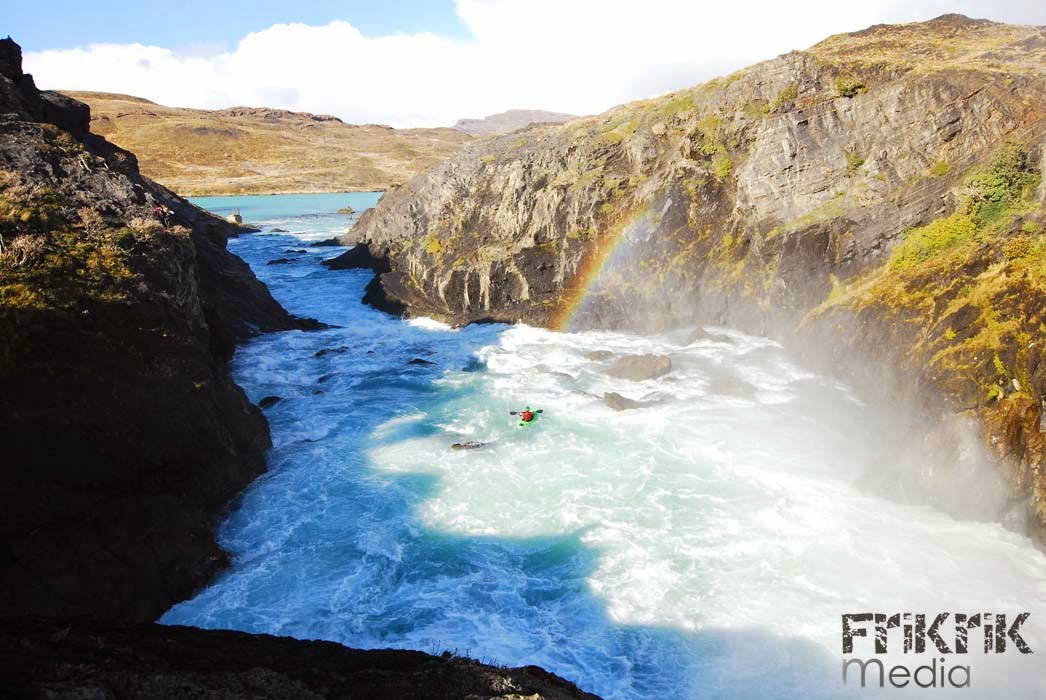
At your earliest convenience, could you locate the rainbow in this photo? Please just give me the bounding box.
[551,204,653,331]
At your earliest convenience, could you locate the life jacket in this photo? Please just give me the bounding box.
[521,410,534,422]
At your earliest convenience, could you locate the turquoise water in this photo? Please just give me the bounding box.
[163,193,1046,699]
[191,192,382,234]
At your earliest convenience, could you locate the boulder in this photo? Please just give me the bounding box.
[603,392,645,411]
[258,396,282,409]
[687,328,734,345]
[709,376,757,398]
[322,243,391,272]
[315,346,351,358]
[605,354,672,381]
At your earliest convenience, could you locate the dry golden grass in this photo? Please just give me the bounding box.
[64,92,472,196]
[809,14,1046,75]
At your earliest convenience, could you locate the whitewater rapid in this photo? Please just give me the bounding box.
[163,194,1046,699]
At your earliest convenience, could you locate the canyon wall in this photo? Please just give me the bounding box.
[339,15,1046,538]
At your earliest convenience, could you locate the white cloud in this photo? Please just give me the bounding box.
[22,0,1046,128]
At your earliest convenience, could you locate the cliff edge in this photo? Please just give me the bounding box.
[0,37,316,620]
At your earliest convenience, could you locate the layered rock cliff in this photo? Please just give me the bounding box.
[0,37,316,619]
[340,15,1046,538]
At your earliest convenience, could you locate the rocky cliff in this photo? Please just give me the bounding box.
[0,36,320,619]
[340,15,1046,538]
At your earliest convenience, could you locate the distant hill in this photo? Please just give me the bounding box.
[453,109,577,136]
[63,92,473,196]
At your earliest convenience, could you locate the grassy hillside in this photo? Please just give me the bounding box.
[63,92,472,196]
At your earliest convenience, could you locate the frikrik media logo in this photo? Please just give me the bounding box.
[841,612,1033,689]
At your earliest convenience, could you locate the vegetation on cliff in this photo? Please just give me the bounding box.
[811,142,1046,526]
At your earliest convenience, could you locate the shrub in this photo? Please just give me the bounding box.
[711,154,734,180]
[835,76,867,98]
[769,83,799,111]
[930,160,950,177]
[889,213,978,270]
[1004,236,1032,260]
[962,143,1039,222]
[845,151,865,177]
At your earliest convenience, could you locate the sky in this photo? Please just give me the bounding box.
[10,0,1046,128]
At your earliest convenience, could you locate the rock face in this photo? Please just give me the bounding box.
[0,37,317,620]
[453,109,578,136]
[1,617,600,700]
[345,17,1046,539]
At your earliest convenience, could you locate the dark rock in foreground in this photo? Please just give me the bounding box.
[0,618,601,700]
[605,354,672,381]
[0,37,318,620]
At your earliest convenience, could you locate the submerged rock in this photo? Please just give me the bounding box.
[687,328,734,345]
[605,354,672,381]
[337,205,356,214]
[710,376,757,398]
[258,396,282,409]
[603,392,645,411]
[451,441,486,450]
[267,258,294,265]
[315,346,351,358]
[270,227,288,232]
[585,350,614,361]
[409,357,436,366]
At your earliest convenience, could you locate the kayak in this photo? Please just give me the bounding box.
[513,406,543,428]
